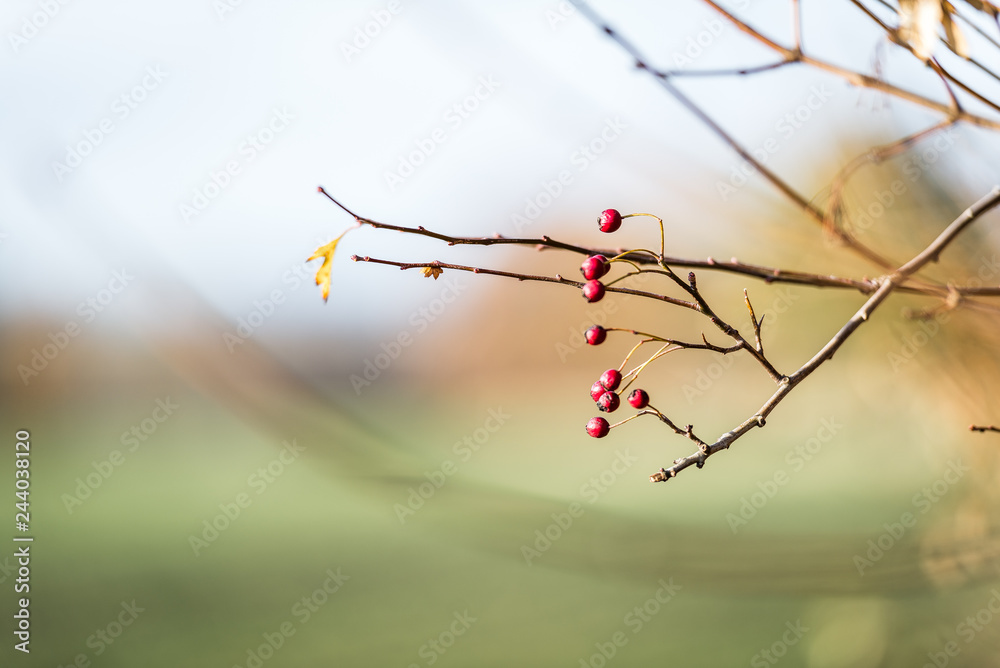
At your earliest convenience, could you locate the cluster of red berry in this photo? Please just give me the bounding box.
[580,209,651,439]
[579,209,622,303]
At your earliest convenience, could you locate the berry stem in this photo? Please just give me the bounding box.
[603,269,674,288]
[622,213,666,258]
[620,344,680,392]
[617,339,657,373]
[608,248,660,263]
[607,413,649,429]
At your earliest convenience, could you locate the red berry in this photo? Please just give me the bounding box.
[627,389,649,409]
[599,368,622,391]
[598,209,622,233]
[582,280,605,303]
[596,391,620,413]
[591,381,607,402]
[586,417,610,438]
[585,325,607,345]
[580,255,609,280]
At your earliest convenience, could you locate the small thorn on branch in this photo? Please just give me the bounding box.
[744,289,765,354]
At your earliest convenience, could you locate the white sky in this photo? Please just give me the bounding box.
[2,0,999,339]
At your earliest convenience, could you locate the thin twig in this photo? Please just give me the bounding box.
[651,186,1000,482]
[605,328,741,355]
[320,187,1000,301]
[647,406,710,450]
[955,1,1000,51]
[659,264,785,382]
[571,0,902,275]
[971,425,1000,433]
[349,256,700,309]
[744,289,765,355]
[825,119,957,240]
[851,0,1000,115]
[701,0,1000,130]
[660,59,798,78]
[791,0,803,53]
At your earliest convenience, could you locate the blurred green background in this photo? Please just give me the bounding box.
[4,0,1000,666]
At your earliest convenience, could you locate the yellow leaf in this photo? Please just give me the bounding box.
[307,232,346,302]
[422,265,443,280]
[898,0,943,59]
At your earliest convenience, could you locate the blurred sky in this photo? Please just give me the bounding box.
[4,0,1000,344]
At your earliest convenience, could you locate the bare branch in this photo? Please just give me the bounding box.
[850,0,1000,116]
[699,0,1000,130]
[605,328,741,355]
[791,0,803,52]
[321,187,1000,305]
[651,187,1000,482]
[349,255,700,310]
[660,59,798,78]
[826,119,956,241]
[570,0,909,276]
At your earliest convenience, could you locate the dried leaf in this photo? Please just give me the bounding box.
[422,265,443,280]
[942,7,970,57]
[898,0,944,59]
[964,0,999,17]
[307,232,347,302]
